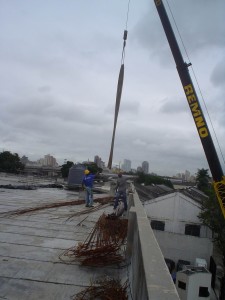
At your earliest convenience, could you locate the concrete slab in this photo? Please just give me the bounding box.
[0,187,124,300]
[0,278,82,300]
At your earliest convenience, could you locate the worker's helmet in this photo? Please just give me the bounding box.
[84,169,90,175]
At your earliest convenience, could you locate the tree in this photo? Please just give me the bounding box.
[61,161,74,178]
[198,187,225,299]
[196,168,210,192]
[0,151,24,173]
[85,162,102,174]
[135,172,173,189]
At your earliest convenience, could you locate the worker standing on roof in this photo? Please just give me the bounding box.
[82,169,95,207]
[114,172,127,211]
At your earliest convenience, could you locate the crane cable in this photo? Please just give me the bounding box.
[165,0,225,167]
[107,0,131,169]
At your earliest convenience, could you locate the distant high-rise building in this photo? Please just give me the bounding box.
[94,155,101,167]
[137,166,143,173]
[122,159,131,172]
[20,155,29,165]
[142,161,149,174]
[38,154,58,167]
[185,170,191,181]
[94,155,105,169]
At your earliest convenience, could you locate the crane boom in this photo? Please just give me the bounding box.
[153,0,225,218]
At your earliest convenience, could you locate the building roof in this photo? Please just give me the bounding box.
[0,188,127,300]
[179,187,208,204]
[181,266,210,276]
[135,183,174,201]
[135,183,208,204]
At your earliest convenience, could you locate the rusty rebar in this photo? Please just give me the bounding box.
[0,196,113,217]
[73,277,128,300]
[61,213,128,266]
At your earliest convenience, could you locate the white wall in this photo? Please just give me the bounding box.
[176,269,211,300]
[153,230,213,267]
[143,191,213,269]
[144,192,212,238]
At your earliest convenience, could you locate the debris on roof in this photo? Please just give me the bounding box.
[0,196,114,217]
[60,213,128,266]
[73,277,128,300]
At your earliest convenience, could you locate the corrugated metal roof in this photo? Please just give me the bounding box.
[135,183,208,204]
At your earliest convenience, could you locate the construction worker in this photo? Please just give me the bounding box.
[114,172,127,211]
[82,169,95,207]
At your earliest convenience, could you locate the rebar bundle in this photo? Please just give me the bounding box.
[0,196,113,217]
[62,213,128,266]
[73,277,128,300]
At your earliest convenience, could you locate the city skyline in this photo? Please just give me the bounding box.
[18,151,198,178]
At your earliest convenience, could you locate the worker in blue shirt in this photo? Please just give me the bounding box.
[82,169,95,207]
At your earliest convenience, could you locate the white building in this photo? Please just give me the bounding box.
[176,266,211,300]
[143,188,213,267]
[122,159,131,172]
[184,170,191,181]
[142,161,149,174]
[38,154,58,167]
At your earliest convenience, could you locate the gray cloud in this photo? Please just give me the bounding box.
[158,96,187,114]
[132,0,225,63]
[211,57,225,88]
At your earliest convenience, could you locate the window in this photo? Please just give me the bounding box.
[185,224,200,237]
[151,220,165,231]
[199,286,210,297]
[178,280,186,290]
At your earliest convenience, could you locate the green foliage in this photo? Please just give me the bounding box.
[60,161,102,179]
[196,168,225,266]
[196,168,210,192]
[198,187,225,266]
[61,161,74,178]
[135,172,173,189]
[0,151,25,173]
[199,191,225,298]
[85,162,102,174]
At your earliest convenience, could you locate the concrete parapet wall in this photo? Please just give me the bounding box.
[127,185,180,300]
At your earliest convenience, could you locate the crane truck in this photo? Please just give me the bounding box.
[153,0,225,218]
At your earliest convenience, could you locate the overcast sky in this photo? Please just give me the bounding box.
[0,0,224,176]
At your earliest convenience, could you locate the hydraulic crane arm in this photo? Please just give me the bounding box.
[153,0,225,218]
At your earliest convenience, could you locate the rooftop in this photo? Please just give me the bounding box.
[0,188,125,299]
[0,176,180,299]
[181,266,210,276]
[135,183,208,204]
